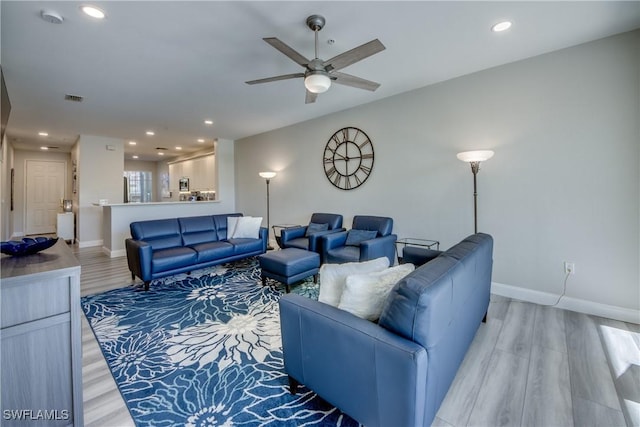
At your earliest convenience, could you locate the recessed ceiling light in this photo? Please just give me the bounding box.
[197,138,205,143]
[157,152,165,156]
[175,146,182,150]
[146,131,155,136]
[40,146,49,150]
[38,132,48,137]
[132,155,139,159]
[204,120,213,125]
[81,5,106,19]
[491,21,512,32]
[129,141,137,145]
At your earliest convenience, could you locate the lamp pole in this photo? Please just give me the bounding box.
[457,151,494,234]
[259,172,277,250]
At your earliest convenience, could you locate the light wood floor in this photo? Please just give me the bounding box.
[74,245,639,427]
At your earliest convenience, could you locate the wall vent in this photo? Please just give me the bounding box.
[64,94,83,102]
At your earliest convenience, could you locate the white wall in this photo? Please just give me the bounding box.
[235,31,640,317]
[75,135,124,246]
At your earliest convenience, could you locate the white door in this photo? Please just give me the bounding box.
[25,160,66,235]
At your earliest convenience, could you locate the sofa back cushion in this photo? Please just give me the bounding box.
[352,215,393,237]
[213,213,243,240]
[378,233,493,350]
[130,218,182,250]
[179,215,217,246]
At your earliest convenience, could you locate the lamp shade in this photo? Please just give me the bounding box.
[304,72,331,94]
[259,171,277,179]
[456,150,495,163]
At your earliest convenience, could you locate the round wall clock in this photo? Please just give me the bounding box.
[323,127,374,190]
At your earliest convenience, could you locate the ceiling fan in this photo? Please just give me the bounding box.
[245,15,386,104]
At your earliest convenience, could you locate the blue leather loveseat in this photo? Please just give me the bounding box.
[279,233,493,427]
[125,213,267,290]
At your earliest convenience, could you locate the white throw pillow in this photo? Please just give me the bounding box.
[338,263,415,321]
[318,257,390,307]
[229,216,263,239]
[227,216,240,238]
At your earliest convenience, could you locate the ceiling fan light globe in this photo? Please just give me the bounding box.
[305,73,331,94]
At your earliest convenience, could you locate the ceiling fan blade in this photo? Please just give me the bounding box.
[305,90,318,104]
[245,73,305,85]
[324,39,385,72]
[331,71,381,91]
[263,37,310,67]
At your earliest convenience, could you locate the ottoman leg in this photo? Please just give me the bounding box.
[313,273,318,284]
[261,274,267,287]
[285,284,290,293]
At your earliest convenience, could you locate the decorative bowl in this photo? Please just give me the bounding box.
[1,237,59,256]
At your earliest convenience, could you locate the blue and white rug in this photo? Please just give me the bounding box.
[82,257,358,426]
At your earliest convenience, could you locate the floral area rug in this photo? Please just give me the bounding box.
[82,257,359,427]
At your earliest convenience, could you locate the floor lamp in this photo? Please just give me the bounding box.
[259,172,277,250]
[456,150,494,234]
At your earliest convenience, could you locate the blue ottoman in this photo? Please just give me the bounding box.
[402,246,442,266]
[258,248,320,293]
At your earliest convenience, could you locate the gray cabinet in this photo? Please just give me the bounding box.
[1,240,83,426]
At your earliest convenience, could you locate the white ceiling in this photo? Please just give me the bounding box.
[2,1,639,161]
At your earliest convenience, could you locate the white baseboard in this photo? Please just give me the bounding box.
[78,239,103,248]
[10,232,24,239]
[491,282,640,324]
[102,247,126,258]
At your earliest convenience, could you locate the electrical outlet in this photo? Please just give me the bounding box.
[564,262,575,275]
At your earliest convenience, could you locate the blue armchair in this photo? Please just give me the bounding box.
[280,213,344,254]
[322,215,397,265]
[279,233,494,427]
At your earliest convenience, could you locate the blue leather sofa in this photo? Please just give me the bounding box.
[322,215,397,265]
[279,233,493,427]
[125,213,267,290]
[280,213,344,257]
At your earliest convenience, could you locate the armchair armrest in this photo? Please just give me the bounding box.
[307,227,346,252]
[279,294,427,427]
[125,238,153,281]
[280,226,307,245]
[321,230,348,251]
[360,233,398,265]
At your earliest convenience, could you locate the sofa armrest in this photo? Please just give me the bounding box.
[360,233,397,265]
[280,226,307,245]
[279,294,427,427]
[125,238,153,281]
[259,227,268,252]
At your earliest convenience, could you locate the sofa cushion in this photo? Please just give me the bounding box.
[179,215,217,246]
[338,263,415,321]
[189,241,234,263]
[151,246,198,273]
[228,238,263,255]
[130,218,182,250]
[318,257,390,307]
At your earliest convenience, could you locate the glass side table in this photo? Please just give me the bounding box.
[272,224,301,249]
[396,238,440,264]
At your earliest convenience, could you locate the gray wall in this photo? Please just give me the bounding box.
[235,31,640,315]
